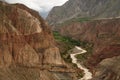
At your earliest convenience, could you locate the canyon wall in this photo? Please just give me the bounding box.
[0,1,78,80]
[59,18,120,80]
[46,0,120,79]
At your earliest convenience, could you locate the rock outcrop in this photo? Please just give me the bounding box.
[46,0,120,26]
[58,18,120,80]
[46,0,120,79]
[0,1,78,80]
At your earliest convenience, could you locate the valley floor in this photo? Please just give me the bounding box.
[70,46,92,80]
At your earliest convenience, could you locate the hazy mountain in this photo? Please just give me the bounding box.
[46,0,120,25]
[39,11,49,18]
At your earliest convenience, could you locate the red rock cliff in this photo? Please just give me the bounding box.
[0,1,78,80]
[59,18,120,80]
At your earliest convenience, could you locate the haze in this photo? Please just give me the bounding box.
[5,0,68,18]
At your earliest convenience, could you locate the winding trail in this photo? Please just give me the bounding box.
[70,46,92,80]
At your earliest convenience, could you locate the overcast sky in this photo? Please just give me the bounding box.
[5,0,68,17]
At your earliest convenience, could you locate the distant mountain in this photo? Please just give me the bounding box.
[39,11,48,18]
[0,0,4,1]
[46,0,120,26]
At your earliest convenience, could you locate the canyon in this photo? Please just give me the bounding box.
[70,46,92,80]
[46,0,120,79]
[0,0,120,80]
[54,18,120,80]
[0,1,80,80]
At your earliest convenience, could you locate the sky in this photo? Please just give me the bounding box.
[5,0,68,18]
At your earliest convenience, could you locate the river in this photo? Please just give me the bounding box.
[70,46,92,80]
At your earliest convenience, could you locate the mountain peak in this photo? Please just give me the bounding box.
[46,0,120,26]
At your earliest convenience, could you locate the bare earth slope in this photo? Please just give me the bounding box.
[59,18,120,80]
[0,1,78,80]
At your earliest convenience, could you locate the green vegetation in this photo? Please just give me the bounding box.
[76,17,91,22]
[53,31,81,46]
[57,17,91,27]
[53,31,93,63]
[75,42,93,62]
[53,31,93,78]
[53,31,80,63]
[74,39,93,62]
[77,72,84,79]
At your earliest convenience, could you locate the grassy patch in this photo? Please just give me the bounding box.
[53,31,80,63]
[53,31,93,63]
[77,72,84,79]
[57,17,91,27]
[53,31,80,46]
[75,42,93,62]
[76,17,91,22]
[53,31,93,79]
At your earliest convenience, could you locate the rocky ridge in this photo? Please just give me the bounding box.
[0,1,79,80]
[58,18,120,80]
[46,0,120,79]
[46,0,120,26]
